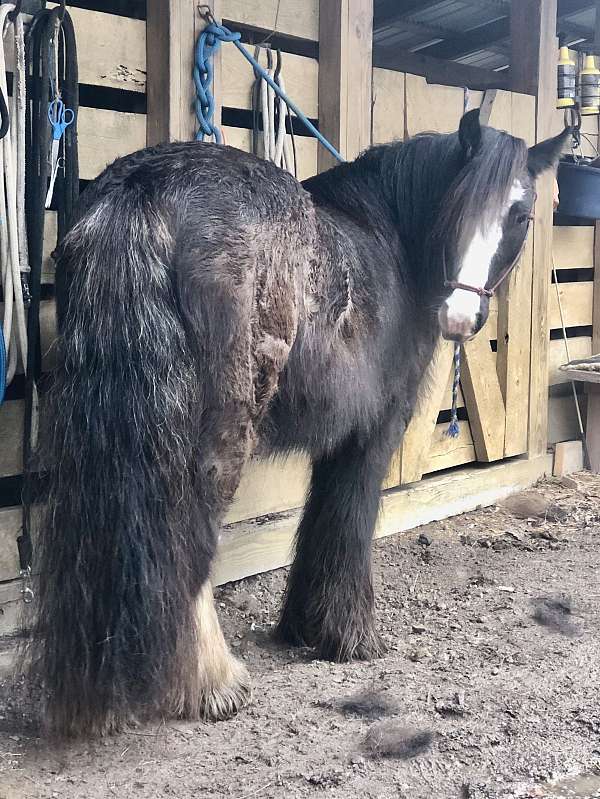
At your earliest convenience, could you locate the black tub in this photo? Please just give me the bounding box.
[557,159,600,220]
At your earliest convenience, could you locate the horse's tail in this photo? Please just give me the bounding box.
[29,189,215,736]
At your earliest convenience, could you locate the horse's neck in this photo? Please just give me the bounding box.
[302,147,453,301]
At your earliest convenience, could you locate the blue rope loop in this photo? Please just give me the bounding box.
[446,343,461,438]
[194,19,345,163]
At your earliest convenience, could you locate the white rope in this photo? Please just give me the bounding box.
[0,5,28,386]
[258,50,294,175]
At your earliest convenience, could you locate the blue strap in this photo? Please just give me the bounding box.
[194,21,345,163]
[446,343,460,438]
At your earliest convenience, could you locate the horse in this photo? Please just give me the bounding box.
[28,109,568,736]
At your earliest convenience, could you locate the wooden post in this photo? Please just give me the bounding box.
[317,0,373,172]
[146,0,222,146]
[511,0,558,457]
[585,222,600,472]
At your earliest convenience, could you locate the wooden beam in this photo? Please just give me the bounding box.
[585,222,600,471]
[511,0,558,456]
[398,338,455,484]
[461,333,507,462]
[213,455,553,586]
[318,0,373,171]
[372,48,509,90]
[146,0,221,145]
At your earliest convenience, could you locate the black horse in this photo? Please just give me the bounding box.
[29,110,568,736]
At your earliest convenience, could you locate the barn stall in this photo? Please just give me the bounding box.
[0,0,596,641]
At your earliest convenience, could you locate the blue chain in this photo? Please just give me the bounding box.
[194,17,344,162]
[446,343,461,438]
[194,22,240,143]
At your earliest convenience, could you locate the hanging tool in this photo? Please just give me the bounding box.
[45,97,74,208]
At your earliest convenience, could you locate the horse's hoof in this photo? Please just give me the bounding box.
[317,629,387,663]
[200,657,252,721]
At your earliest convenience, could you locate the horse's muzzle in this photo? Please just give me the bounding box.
[438,303,484,343]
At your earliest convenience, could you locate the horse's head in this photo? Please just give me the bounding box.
[437,109,569,343]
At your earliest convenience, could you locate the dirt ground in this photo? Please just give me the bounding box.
[1,472,600,799]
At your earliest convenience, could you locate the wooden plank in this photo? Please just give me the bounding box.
[78,108,146,181]
[549,393,586,444]
[317,0,372,172]
[221,0,319,41]
[0,402,23,478]
[423,421,476,475]
[586,222,600,471]
[0,300,57,375]
[461,333,506,462]
[42,211,58,283]
[548,336,592,385]
[226,455,309,525]
[221,47,318,118]
[495,90,536,458]
[398,337,455,484]
[496,244,533,456]
[6,7,146,92]
[372,68,405,144]
[562,368,600,384]
[69,7,146,92]
[213,455,552,585]
[0,580,27,639]
[147,0,220,146]
[511,0,558,457]
[405,74,466,137]
[548,282,594,330]
[223,126,318,180]
[553,227,595,269]
[0,508,20,583]
[553,440,584,475]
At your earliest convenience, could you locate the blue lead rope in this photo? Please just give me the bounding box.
[447,343,461,438]
[194,20,345,163]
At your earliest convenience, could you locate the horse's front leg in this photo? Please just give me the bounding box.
[276,424,400,661]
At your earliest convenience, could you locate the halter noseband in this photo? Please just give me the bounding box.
[443,213,535,298]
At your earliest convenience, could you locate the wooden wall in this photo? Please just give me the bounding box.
[0,0,587,634]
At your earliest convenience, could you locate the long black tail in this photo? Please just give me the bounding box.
[29,188,215,735]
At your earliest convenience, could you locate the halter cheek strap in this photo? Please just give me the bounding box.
[443,214,534,298]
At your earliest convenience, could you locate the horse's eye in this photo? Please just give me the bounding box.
[516,214,529,225]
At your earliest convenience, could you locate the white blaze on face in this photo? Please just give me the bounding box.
[439,181,526,341]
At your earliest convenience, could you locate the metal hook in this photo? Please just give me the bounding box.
[197,4,216,25]
[8,0,23,22]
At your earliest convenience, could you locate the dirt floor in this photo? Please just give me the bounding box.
[1,472,600,799]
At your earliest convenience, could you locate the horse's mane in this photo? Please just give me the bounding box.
[303,126,528,266]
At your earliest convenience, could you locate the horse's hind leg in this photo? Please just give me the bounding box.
[174,580,251,721]
[276,426,398,662]
[175,239,301,718]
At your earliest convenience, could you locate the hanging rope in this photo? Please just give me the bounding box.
[20,0,79,598]
[0,3,29,404]
[251,46,296,176]
[194,8,344,163]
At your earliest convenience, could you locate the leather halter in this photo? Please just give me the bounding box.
[443,213,534,298]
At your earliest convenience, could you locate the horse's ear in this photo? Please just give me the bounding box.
[527,127,570,177]
[459,108,482,158]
